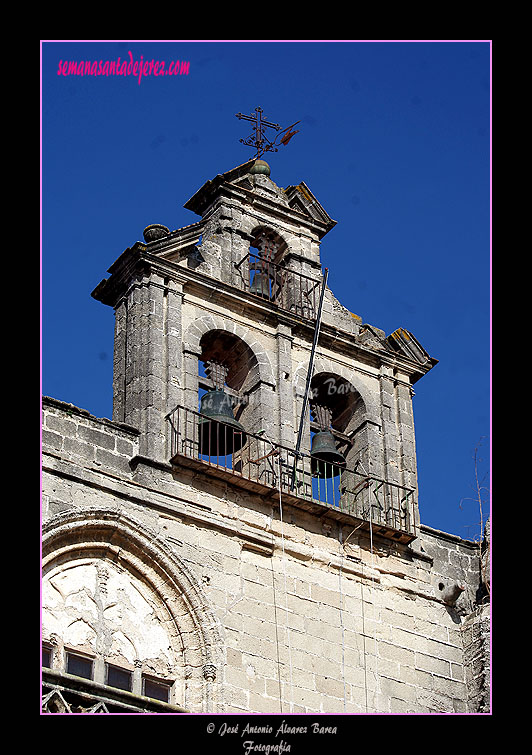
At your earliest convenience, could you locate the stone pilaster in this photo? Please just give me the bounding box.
[275,324,294,448]
[164,280,184,457]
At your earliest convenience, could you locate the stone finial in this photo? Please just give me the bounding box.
[249,159,271,176]
[143,224,170,243]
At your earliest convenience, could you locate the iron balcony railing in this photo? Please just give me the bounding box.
[166,404,417,542]
[235,252,322,320]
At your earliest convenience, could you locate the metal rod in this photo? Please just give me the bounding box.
[290,268,329,490]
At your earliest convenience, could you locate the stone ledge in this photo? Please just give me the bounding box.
[42,668,187,713]
[42,396,140,437]
[419,523,478,549]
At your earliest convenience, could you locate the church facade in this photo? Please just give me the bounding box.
[41,157,490,714]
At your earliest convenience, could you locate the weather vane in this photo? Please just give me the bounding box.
[235,107,300,160]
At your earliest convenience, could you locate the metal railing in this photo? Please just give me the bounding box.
[167,404,417,540]
[235,252,322,319]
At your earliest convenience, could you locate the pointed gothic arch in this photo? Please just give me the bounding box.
[42,508,225,713]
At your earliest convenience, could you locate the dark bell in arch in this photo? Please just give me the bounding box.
[198,390,247,457]
[310,430,346,478]
[250,270,271,299]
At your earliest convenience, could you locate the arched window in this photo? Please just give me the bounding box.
[42,557,182,707]
[248,227,288,304]
[196,330,263,467]
[42,510,224,713]
[307,372,365,509]
[246,227,321,318]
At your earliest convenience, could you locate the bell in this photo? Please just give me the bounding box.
[310,430,346,478]
[250,270,271,298]
[198,390,247,456]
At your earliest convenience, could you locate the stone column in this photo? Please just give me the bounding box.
[275,323,294,449]
[379,366,400,486]
[112,297,127,424]
[164,280,184,459]
[124,273,144,433]
[395,379,418,483]
[140,272,166,461]
[395,373,419,529]
[118,270,167,461]
[182,347,201,414]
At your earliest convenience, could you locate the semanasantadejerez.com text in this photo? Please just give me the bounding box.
[57,51,190,85]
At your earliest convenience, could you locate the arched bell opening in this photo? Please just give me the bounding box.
[248,227,288,304]
[308,373,362,509]
[197,330,261,465]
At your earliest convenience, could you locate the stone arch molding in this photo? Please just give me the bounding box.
[248,224,289,261]
[42,507,225,713]
[184,313,276,388]
[293,358,380,427]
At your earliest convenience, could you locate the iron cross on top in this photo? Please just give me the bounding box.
[235,107,300,159]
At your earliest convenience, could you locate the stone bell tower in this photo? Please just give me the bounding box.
[92,154,437,543]
[43,127,488,714]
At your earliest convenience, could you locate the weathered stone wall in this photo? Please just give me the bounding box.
[42,396,139,516]
[42,398,487,714]
[461,604,490,713]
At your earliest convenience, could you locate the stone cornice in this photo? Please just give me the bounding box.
[42,451,419,569]
[46,449,474,600]
[91,242,148,307]
[419,523,479,549]
[184,175,336,239]
[42,395,139,436]
[42,452,277,556]
[91,247,434,383]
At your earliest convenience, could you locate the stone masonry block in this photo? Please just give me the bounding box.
[42,429,64,453]
[431,674,466,701]
[315,675,346,699]
[415,652,451,677]
[77,424,116,451]
[379,641,415,667]
[310,584,342,609]
[248,691,285,714]
[225,665,266,696]
[379,676,418,703]
[63,435,95,462]
[45,414,77,436]
[304,617,343,645]
[115,437,136,457]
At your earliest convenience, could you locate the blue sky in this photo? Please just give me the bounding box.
[41,40,491,539]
